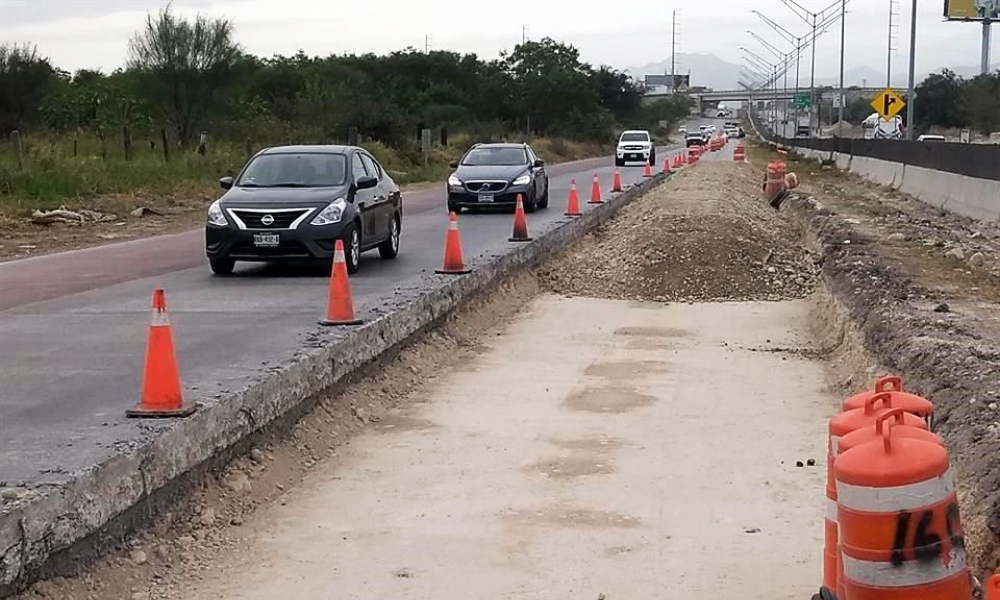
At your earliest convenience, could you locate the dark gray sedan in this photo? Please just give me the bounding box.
[205,145,402,275]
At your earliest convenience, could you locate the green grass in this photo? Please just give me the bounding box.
[0,132,606,217]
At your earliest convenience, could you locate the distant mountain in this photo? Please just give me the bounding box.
[627,53,743,91]
[814,63,1000,88]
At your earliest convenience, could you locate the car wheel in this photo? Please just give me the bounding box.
[342,223,361,274]
[378,213,400,260]
[209,257,235,276]
[614,158,625,167]
[537,184,549,209]
[649,150,656,165]
[447,201,461,214]
[524,193,538,213]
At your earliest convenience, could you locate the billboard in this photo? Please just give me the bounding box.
[944,0,1000,20]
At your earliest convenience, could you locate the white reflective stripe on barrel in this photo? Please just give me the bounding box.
[837,468,954,512]
[843,547,967,588]
[150,309,170,327]
[826,497,838,523]
[334,245,346,264]
[830,435,841,455]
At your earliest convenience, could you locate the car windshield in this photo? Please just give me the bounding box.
[462,147,527,166]
[236,153,348,187]
[620,133,649,142]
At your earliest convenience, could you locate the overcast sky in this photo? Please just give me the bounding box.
[2,0,997,81]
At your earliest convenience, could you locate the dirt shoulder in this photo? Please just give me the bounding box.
[770,146,1000,579]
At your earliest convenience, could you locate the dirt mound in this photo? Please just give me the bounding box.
[539,162,818,302]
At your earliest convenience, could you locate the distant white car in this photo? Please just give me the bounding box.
[615,130,655,167]
[917,134,946,142]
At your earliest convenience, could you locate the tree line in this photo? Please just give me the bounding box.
[0,6,692,153]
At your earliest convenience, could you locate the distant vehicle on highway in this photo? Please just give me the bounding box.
[447,143,549,213]
[686,133,707,147]
[917,134,947,142]
[725,126,739,139]
[615,130,656,167]
[205,145,402,275]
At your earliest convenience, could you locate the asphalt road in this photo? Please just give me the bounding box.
[0,132,697,485]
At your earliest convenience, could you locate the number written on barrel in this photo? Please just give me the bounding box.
[891,502,964,566]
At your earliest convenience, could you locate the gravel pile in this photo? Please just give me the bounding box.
[539,162,818,302]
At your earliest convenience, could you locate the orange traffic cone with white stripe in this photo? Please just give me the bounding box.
[589,173,602,204]
[509,194,532,242]
[642,159,653,177]
[319,239,362,326]
[565,179,582,217]
[127,289,197,418]
[436,212,471,274]
[612,168,623,192]
[662,156,671,174]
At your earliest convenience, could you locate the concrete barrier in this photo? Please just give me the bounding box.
[900,165,1000,222]
[0,174,669,595]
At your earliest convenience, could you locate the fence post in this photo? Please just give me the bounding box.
[245,139,253,162]
[73,130,79,158]
[421,128,431,168]
[440,127,448,147]
[198,131,208,156]
[97,128,107,160]
[161,128,169,163]
[347,126,359,146]
[10,130,23,170]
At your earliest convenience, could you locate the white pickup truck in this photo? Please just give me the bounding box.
[615,130,656,167]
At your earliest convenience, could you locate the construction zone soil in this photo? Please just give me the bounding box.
[6,151,998,598]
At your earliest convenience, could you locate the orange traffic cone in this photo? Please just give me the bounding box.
[612,168,623,192]
[662,156,671,174]
[565,179,582,217]
[680,150,687,165]
[435,212,471,275]
[509,194,532,242]
[589,173,602,204]
[319,239,363,326]
[127,289,197,418]
[642,159,653,177]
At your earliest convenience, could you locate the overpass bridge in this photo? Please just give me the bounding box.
[644,87,884,113]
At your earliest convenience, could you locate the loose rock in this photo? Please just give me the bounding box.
[969,252,986,267]
[199,507,217,527]
[129,549,148,565]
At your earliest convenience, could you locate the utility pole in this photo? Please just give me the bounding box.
[838,0,846,127]
[425,34,431,54]
[887,0,900,87]
[983,19,993,75]
[671,9,678,89]
[522,25,528,46]
[906,0,918,140]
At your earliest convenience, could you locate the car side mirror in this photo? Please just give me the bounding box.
[449,160,459,169]
[356,175,378,190]
[219,176,234,190]
[533,159,545,168]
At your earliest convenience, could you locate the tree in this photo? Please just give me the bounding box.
[913,70,965,130]
[961,71,1000,135]
[127,5,241,145]
[0,43,55,133]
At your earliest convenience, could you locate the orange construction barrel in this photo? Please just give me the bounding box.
[824,393,928,596]
[688,146,701,165]
[844,375,935,429]
[836,422,971,600]
[987,574,1000,600]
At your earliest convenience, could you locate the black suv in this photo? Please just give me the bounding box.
[446,143,549,213]
[205,145,402,275]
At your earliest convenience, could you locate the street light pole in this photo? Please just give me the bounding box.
[810,13,818,134]
[906,0,918,140]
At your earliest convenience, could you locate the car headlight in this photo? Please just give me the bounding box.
[448,174,462,187]
[512,175,531,186]
[310,198,347,226]
[207,201,228,226]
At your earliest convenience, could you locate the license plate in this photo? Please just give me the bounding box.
[253,233,280,247]
[479,194,494,203]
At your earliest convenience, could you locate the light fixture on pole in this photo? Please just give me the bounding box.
[780,0,847,133]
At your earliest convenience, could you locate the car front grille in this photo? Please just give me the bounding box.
[623,145,645,151]
[464,181,509,193]
[231,209,311,230]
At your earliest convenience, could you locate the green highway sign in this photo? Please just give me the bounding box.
[793,93,812,108]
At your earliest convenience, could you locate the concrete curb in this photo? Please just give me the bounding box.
[0,173,669,595]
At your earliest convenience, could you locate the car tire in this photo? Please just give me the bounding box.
[209,257,235,276]
[524,193,538,213]
[447,201,461,215]
[649,150,656,166]
[614,158,625,167]
[378,213,400,260]
[537,184,549,209]
[342,222,361,274]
